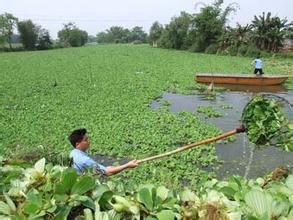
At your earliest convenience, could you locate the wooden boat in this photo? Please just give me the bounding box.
[212,84,287,93]
[196,73,288,86]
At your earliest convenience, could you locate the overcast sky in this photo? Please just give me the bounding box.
[1,0,292,39]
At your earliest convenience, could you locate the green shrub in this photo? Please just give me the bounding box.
[227,45,238,56]
[132,40,143,44]
[238,44,249,56]
[205,44,218,54]
[245,45,262,57]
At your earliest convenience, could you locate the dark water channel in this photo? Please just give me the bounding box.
[150,88,293,180]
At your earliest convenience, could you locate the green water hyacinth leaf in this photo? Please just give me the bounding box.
[92,184,110,200]
[244,190,273,217]
[156,210,176,220]
[156,186,169,201]
[0,201,10,215]
[138,188,153,211]
[242,95,289,147]
[23,189,43,214]
[55,168,78,194]
[83,208,93,220]
[54,206,72,219]
[271,200,290,217]
[34,158,46,173]
[285,175,293,190]
[71,176,95,195]
[180,189,200,205]
[4,193,16,212]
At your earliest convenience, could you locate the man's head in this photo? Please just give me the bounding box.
[68,128,90,151]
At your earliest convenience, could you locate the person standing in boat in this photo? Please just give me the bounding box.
[252,55,264,75]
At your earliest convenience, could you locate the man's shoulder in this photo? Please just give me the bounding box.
[69,149,77,157]
[70,149,86,158]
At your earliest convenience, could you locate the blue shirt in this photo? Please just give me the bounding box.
[70,149,106,175]
[255,59,263,69]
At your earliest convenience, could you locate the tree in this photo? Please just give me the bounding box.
[192,0,237,52]
[58,23,88,47]
[0,13,18,50]
[17,20,38,50]
[96,31,110,43]
[251,12,289,52]
[149,21,164,47]
[37,28,52,50]
[128,26,147,43]
[96,26,145,44]
[107,26,130,43]
[218,23,251,54]
[158,12,192,49]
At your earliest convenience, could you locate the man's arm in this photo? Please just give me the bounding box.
[104,160,138,176]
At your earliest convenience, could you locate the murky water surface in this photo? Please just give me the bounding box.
[150,87,293,179]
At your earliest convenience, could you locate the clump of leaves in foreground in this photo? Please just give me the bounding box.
[242,95,292,150]
[1,158,292,219]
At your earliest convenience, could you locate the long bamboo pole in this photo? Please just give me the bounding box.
[137,126,246,164]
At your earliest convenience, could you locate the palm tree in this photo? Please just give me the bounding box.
[252,12,289,52]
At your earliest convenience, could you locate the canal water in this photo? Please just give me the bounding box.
[150,86,293,180]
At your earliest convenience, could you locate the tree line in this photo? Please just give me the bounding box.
[148,0,293,56]
[1,0,292,56]
[0,13,148,51]
[0,13,90,51]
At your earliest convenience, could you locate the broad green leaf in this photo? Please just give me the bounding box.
[56,168,78,194]
[23,202,39,214]
[84,208,93,220]
[80,198,95,210]
[138,188,153,211]
[156,210,176,220]
[53,206,72,220]
[220,186,236,199]
[285,175,293,190]
[0,215,10,220]
[71,176,95,195]
[271,200,290,217]
[34,158,46,173]
[157,186,169,201]
[99,190,114,209]
[92,184,110,200]
[4,193,16,212]
[0,201,10,215]
[245,190,272,217]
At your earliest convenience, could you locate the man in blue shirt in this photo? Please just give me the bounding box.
[69,128,138,175]
[252,56,264,75]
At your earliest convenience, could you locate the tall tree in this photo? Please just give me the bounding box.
[17,20,38,50]
[158,12,192,49]
[252,12,289,52]
[129,26,147,43]
[149,21,164,47]
[58,23,88,47]
[192,0,237,52]
[0,13,18,50]
[37,28,52,50]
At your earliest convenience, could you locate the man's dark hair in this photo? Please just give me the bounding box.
[68,128,87,148]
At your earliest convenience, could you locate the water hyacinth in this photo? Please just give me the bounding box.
[0,159,292,219]
[199,190,242,220]
[242,95,291,148]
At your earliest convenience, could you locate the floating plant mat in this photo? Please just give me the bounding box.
[242,94,293,151]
